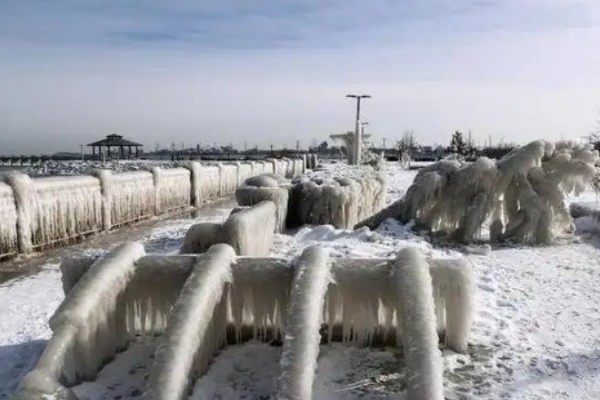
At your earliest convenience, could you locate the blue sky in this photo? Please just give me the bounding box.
[1,1,600,153]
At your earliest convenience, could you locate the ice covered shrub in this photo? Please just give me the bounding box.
[357,140,599,244]
[287,166,386,229]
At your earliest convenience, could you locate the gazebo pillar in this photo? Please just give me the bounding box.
[107,146,111,158]
[135,146,139,157]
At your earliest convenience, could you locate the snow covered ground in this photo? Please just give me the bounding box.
[1,162,600,399]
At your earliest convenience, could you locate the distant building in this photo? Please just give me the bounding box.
[87,134,143,158]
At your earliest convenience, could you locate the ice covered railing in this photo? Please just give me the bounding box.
[235,174,291,232]
[0,157,312,257]
[17,244,473,400]
[5,174,103,251]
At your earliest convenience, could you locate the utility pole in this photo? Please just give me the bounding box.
[346,94,371,165]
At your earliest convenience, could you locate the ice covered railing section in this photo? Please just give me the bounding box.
[287,164,387,229]
[19,243,472,400]
[0,157,310,256]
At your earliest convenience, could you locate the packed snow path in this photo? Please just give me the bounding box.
[1,163,600,399]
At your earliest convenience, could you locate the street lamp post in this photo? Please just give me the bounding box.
[346,94,371,165]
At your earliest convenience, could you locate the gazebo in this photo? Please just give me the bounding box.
[87,134,143,158]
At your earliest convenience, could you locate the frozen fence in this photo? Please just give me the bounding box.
[1,158,308,257]
[21,244,472,400]
[235,174,290,232]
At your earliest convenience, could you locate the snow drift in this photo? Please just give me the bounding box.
[180,201,277,256]
[287,167,386,229]
[235,174,290,232]
[358,140,599,244]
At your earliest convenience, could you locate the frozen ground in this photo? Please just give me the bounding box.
[1,162,600,399]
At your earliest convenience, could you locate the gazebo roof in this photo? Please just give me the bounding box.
[87,134,143,147]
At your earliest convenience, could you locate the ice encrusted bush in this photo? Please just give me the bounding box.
[358,140,599,244]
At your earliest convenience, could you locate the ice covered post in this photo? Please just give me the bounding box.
[346,94,371,165]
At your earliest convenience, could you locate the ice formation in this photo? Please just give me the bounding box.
[180,201,277,256]
[238,162,253,186]
[5,173,103,251]
[0,181,18,257]
[395,248,444,400]
[154,167,191,213]
[235,174,290,232]
[278,247,331,400]
[108,171,156,227]
[358,140,599,244]
[23,242,472,399]
[287,167,386,229]
[146,245,235,400]
[219,163,239,198]
[428,257,475,353]
[198,164,221,202]
[16,242,145,399]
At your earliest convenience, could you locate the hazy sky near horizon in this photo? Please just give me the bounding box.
[1,1,600,154]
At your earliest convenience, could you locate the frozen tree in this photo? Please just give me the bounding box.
[448,131,467,156]
[357,140,599,244]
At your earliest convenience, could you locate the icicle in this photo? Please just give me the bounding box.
[155,168,191,213]
[109,171,155,227]
[199,164,221,203]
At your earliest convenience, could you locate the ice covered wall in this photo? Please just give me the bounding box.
[219,163,239,197]
[198,164,221,203]
[180,201,277,256]
[0,181,18,257]
[109,171,155,227]
[288,167,386,229]
[155,168,191,213]
[278,247,331,400]
[16,242,145,399]
[146,245,235,400]
[235,174,290,232]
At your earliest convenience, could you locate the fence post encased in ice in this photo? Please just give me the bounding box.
[0,180,19,257]
[150,167,161,215]
[394,248,444,400]
[4,173,34,253]
[91,169,113,230]
[278,246,331,400]
[145,244,235,400]
[183,161,202,208]
[16,242,146,399]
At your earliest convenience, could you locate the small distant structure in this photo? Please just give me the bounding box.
[87,134,143,158]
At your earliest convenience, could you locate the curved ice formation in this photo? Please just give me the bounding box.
[278,247,331,400]
[395,248,444,400]
[16,242,145,399]
[146,244,235,400]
